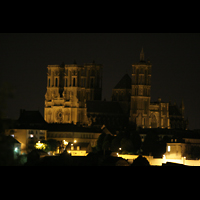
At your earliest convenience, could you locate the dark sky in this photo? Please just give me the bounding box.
[0,33,200,130]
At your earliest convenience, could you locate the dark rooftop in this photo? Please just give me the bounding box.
[114,74,131,89]
[18,110,47,124]
[47,123,101,132]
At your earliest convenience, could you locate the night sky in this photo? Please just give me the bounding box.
[0,33,200,130]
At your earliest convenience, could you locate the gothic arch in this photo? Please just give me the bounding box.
[150,113,157,128]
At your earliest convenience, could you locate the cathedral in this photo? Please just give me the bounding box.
[44,49,188,130]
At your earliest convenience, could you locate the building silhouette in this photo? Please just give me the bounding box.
[44,49,188,130]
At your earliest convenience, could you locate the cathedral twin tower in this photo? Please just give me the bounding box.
[44,49,170,129]
[44,61,102,125]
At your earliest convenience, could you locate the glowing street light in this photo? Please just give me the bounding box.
[63,140,68,145]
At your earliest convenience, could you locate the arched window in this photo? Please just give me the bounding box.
[55,78,58,87]
[48,78,51,87]
[91,78,94,88]
[65,78,68,87]
[132,75,136,84]
[73,78,76,87]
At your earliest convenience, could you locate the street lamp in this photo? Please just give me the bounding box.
[63,140,68,146]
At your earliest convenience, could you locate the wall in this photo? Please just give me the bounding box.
[47,131,101,147]
[5,129,47,154]
[118,154,200,166]
[67,150,88,156]
[11,129,27,154]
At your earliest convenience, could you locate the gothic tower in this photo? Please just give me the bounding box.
[129,48,152,128]
[44,62,102,124]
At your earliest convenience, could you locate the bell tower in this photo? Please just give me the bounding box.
[129,49,152,128]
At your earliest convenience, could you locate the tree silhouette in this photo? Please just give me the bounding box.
[130,131,142,154]
[142,131,159,156]
[131,155,150,166]
[96,132,106,151]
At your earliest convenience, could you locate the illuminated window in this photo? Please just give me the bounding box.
[168,146,170,152]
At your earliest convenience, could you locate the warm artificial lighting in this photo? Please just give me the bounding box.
[119,147,121,150]
[167,146,170,152]
[71,143,73,146]
[74,140,77,143]
[35,141,47,150]
[63,140,68,145]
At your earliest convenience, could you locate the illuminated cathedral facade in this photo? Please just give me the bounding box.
[44,62,102,125]
[44,50,188,130]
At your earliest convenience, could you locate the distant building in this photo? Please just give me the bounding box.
[65,142,92,156]
[47,123,101,148]
[165,131,200,160]
[44,49,188,130]
[44,62,102,125]
[5,110,47,154]
[169,100,188,129]
[5,110,101,154]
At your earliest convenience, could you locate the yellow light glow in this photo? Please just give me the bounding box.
[63,140,68,145]
[168,146,170,152]
[35,142,47,150]
[74,140,77,143]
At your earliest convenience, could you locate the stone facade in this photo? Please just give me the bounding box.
[129,49,170,129]
[44,49,188,130]
[44,62,102,125]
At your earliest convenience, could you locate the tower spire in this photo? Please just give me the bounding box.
[140,48,145,61]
